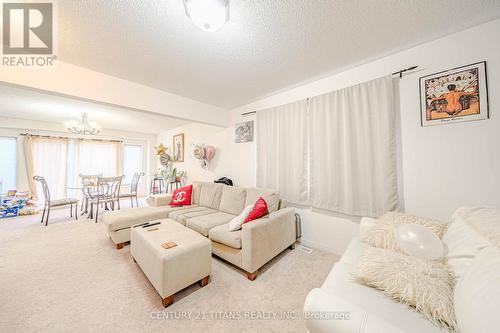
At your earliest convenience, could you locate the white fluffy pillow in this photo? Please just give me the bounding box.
[362,212,448,253]
[228,205,253,231]
[354,247,457,331]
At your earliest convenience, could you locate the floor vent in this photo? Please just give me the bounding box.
[297,244,313,254]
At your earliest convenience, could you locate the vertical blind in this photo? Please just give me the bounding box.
[256,75,398,217]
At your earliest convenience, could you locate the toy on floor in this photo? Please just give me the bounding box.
[0,193,38,219]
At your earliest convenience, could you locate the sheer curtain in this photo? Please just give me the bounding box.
[256,100,309,204]
[24,137,125,201]
[23,136,37,198]
[309,75,398,217]
[29,137,68,202]
[77,141,121,177]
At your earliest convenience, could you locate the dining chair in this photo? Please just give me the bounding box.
[33,176,79,226]
[89,175,124,223]
[79,173,102,214]
[119,172,145,207]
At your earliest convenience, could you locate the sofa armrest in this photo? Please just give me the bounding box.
[146,194,172,207]
[359,217,378,237]
[304,288,406,333]
[241,207,296,273]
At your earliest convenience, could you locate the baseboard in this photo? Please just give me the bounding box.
[298,238,342,256]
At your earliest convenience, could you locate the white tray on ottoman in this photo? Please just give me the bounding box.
[130,219,212,307]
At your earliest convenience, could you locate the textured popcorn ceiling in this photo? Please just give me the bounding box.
[58,0,500,109]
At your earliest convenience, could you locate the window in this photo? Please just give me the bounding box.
[78,141,119,177]
[0,137,17,193]
[123,144,144,184]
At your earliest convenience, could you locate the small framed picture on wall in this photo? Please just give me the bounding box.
[235,120,254,143]
[419,61,489,126]
[172,133,184,162]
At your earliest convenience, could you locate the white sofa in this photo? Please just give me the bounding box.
[103,181,297,280]
[304,207,500,333]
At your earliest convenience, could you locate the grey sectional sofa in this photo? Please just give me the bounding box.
[103,181,297,280]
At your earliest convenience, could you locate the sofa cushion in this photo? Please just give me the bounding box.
[443,212,489,279]
[186,212,236,236]
[192,181,203,204]
[104,206,187,232]
[320,262,443,333]
[199,182,224,209]
[339,237,369,266]
[219,186,246,215]
[451,206,500,249]
[454,246,500,333]
[209,224,242,249]
[245,187,280,213]
[146,194,173,207]
[169,207,217,225]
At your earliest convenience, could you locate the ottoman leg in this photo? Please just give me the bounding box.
[199,275,210,287]
[246,271,258,281]
[162,295,174,308]
[116,243,124,250]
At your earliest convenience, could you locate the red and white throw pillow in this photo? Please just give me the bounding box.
[244,197,269,223]
[169,185,192,207]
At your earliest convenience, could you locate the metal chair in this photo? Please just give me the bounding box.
[119,172,145,207]
[89,176,124,223]
[33,176,79,226]
[79,173,102,214]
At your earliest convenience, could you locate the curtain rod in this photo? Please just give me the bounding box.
[19,133,123,143]
[241,65,419,116]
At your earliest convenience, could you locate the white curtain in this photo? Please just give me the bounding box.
[31,137,68,202]
[77,141,121,177]
[23,136,37,198]
[256,100,309,204]
[24,137,125,202]
[309,75,398,217]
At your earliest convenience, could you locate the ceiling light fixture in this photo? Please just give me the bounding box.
[183,0,229,32]
[67,113,100,135]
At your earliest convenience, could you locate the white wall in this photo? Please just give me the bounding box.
[157,122,256,187]
[0,116,157,197]
[227,19,500,254]
[157,123,225,183]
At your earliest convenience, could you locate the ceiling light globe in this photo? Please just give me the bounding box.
[183,0,229,32]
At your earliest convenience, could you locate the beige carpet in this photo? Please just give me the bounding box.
[0,202,339,333]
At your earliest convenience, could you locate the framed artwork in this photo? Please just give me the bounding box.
[172,133,184,162]
[419,61,489,126]
[235,120,254,143]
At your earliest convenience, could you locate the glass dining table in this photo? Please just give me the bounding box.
[66,184,130,216]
